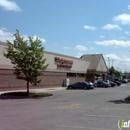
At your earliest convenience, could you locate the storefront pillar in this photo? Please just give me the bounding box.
[92,74,95,83]
[102,74,106,80]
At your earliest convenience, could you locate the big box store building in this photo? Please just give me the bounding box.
[0,41,107,90]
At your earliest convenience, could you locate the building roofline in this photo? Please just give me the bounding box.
[44,51,88,61]
[0,41,7,46]
[80,54,102,58]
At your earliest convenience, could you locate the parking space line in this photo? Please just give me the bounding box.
[57,125,117,130]
[84,114,130,118]
[101,108,130,111]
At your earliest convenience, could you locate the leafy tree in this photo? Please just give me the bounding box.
[115,70,121,77]
[108,66,122,79]
[108,66,115,75]
[4,30,48,94]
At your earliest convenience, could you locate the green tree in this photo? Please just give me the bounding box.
[4,30,48,94]
[115,70,121,77]
[108,66,122,78]
[108,66,115,75]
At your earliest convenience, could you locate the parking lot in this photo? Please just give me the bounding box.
[0,83,130,130]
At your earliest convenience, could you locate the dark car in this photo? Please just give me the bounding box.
[95,80,110,88]
[67,82,94,90]
[114,78,122,82]
[113,80,121,86]
[84,82,94,89]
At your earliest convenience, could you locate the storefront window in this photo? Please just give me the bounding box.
[67,73,85,77]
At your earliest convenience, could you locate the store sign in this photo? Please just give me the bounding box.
[55,57,73,69]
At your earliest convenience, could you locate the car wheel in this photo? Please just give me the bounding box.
[70,87,73,89]
[68,86,72,89]
[94,84,97,87]
[84,87,87,90]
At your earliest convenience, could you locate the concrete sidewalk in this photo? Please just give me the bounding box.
[0,87,66,94]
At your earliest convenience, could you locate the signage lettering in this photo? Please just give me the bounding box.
[55,57,73,64]
[55,57,73,69]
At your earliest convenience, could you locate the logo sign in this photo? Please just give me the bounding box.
[55,57,73,69]
[118,119,130,129]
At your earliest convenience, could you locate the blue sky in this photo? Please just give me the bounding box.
[0,0,130,72]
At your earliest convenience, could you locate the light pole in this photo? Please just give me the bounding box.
[108,57,110,68]
[112,59,114,67]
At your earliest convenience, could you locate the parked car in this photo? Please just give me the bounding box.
[110,81,117,87]
[113,80,121,86]
[104,80,117,87]
[95,80,110,88]
[104,80,111,86]
[114,78,122,82]
[83,82,94,89]
[67,82,94,90]
[121,79,128,83]
[87,81,93,85]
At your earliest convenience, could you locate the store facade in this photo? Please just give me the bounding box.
[0,42,108,90]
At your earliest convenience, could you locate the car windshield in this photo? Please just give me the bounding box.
[102,81,107,84]
[74,82,81,85]
[83,82,90,85]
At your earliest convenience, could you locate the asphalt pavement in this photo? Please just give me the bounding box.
[0,83,130,130]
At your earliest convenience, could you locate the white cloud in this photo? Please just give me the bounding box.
[74,45,87,51]
[32,35,46,43]
[105,54,120,61]
[125,57,130,62]
[100,35,105,38]
[75,52,83,58]
[128,5,130,10]
[101,24,122,30]
[0,28,14,42]
[19,35,46,43]
[104,54,130,72]
[63,47,70,49]
[83,25,96,30]
[104,54,121,68]
[95,40,130,48]
[0,0,21,11]
[0,28,46,43]
[113,13,130,25]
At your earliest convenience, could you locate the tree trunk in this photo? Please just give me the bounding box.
[27,81,29,95]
